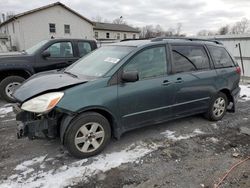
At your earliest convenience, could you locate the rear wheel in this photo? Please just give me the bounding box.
[205,92,228,121]
[64,112,111,158]
[0,76,25,102]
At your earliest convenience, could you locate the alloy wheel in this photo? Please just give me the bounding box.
[5,82,21,99]
[212,97,226,118]
[74,122,105,153]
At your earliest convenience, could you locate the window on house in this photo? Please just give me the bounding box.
[133,34,136,39]
[64,24,70,34]
[117,33,120,40]
[95,31,98,39]
[49,23,56,33]
[172,45,210,73]
[124,33,127,39]
[106,33,110,39]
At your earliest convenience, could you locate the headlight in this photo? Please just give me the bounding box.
[21,92,64,113]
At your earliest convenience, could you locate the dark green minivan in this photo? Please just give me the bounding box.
[14,38,241,158]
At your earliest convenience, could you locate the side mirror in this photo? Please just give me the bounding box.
[42,51,51,58]
[122,71,139,82]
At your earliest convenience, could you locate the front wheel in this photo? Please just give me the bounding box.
[64,112,111,158]
[205,92,228,121]
[0,76,25,102]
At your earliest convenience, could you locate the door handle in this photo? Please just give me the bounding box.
[175,78,183,83]
[67,60,73,63]
[162,80,172,86]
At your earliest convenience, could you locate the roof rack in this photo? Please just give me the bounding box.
[120,38,151,42]
[151,37,223,45]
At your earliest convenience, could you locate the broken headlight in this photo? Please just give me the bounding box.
[21,92,64,113]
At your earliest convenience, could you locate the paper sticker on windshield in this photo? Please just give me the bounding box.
[104,57,120,64]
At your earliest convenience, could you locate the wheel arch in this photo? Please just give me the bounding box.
[60,107,121,144]
[0,69,33,82]
[219,88,233,104]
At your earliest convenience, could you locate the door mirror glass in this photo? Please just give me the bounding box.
[122,71,139,82]
[42,51,51,58]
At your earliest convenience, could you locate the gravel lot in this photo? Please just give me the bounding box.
[0,89,249,188]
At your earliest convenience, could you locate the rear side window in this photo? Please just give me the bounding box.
[172,45,210,73]
[208,46,235,68]
[78,42,92,57]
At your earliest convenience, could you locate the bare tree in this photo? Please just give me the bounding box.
[218,25,229,35]
[164,27,175,36]
[197,29,216,36]
[139,25,155,38]
[231,18,249,34]
[176,23,182,36]
[92,15,103,22]
[113,16,126,25]
[6,12,15,20]
[155,24,164,37]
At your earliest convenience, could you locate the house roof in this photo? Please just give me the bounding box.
[94,22,140,33]
[0,2,93,27]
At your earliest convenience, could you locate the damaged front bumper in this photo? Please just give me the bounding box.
[14,105,60,140]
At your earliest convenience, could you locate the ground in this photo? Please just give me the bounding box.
[0,86,249,188]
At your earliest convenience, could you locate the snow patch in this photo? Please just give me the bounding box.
[15,155,47,171]
[209,137,219,143]
[161,129,205,141]
[0,143,158,188]
[211,123,218,129]
[240,85,250,101]
[0,106,13,117]
[0,118,16,122]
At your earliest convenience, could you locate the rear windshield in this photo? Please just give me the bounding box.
[66,46,135,77]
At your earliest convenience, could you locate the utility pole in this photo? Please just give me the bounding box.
[236,43,245,82]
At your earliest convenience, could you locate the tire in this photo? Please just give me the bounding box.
[64,112,111,158]
[0,76,25,103]
[205,92,228,121]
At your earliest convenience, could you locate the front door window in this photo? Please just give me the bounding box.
[45,42,73,58]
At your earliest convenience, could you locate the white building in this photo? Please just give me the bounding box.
[93,22,140,44]
[0,33,11,52]
[0,2,94,51]
[207,35,250,78]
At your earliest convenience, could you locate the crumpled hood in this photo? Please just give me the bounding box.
[13,71,89,102]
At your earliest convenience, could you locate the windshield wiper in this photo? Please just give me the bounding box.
[64,71,78,78]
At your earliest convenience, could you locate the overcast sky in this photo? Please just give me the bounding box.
[0,0,250,35]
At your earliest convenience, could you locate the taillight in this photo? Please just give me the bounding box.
[236,66,241,75]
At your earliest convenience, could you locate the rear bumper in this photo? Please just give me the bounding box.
[232,86,241,103]
[229,86,241,113]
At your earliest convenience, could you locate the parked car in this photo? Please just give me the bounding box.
[13,37,241,158]
[0,38,97,102]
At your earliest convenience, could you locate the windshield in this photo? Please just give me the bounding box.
[66,46,135,77]
[25,40,48,54]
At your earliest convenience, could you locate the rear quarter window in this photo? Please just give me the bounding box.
[172,45,210,73]
[208,46,235,68]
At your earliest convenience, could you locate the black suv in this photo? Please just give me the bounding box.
[0,39,97,102]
